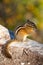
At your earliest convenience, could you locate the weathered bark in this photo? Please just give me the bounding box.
[0,39,43,65]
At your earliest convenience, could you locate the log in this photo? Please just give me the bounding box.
[0,39,43,65]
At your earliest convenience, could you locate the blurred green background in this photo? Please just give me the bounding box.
[0,0,43,31]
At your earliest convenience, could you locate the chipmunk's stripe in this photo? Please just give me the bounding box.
[15,26,25,36]
[27,20,37,29]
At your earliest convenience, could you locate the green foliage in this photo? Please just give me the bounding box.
[0,0,43,31]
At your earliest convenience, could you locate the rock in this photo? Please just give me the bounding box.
[0,39,43,65]
[0,25,11,45]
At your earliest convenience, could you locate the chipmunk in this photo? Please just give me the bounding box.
[3,20,43,58]
[4,26,28,58]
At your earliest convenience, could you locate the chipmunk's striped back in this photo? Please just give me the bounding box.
[15,26,28,41]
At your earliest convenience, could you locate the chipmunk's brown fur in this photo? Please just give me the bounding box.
[15,27,28,41]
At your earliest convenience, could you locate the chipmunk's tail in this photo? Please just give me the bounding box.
[4,40,19,58]
[4,40,15,58]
